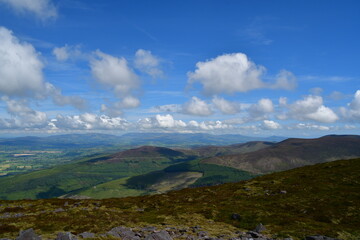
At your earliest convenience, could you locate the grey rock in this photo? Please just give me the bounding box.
[54,208,65,213]
[145,230,173,240]
[16,228,41,240]
[107,226,140,240]
[142,226,157,232]
[305,236,340,240]
[197,231,209,238]
[231,213,241,220]
[247,231,262,238]
[56,232,77,240]
[78,232,95,238]
[280,190,287,194]
[254,223,266,233]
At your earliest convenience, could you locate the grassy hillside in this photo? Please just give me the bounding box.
[125,160,256,191]
[0,146,196,200]
[0,158,359,239]
[203,135,360,173]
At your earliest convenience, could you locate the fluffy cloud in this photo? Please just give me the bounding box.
[341,90,360,120]
[188,53,265,95]
[273,70,297,90]
[151,104,182,113]
[137,114,186,129]
[0,0,57,20]
[188,120,232,131]
[52,113,130,130]
[212,96,241,114]
[45,83,87,110]
[261,120,281,130]
[0,27,87,110]
[187,53,297,95]
[52,45,82,61]
[249,98,274,119]
[0,27,46,97]
[91,50,140,109]
[134,49,163,78]
[182,97,213,116]
[288,95,338,123]
[100,96,141,117]
[1,97,48,128]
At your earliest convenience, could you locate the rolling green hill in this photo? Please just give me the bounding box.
[0,142,267,200]
[0,158,359,239]
[0,146,197,200]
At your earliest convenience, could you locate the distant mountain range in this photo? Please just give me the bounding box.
[0,132,286,149]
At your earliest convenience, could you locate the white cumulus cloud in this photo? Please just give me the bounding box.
[273,70,297,90]
[52,45,83,61]
[289,95,338,123]
[91,50,140,97]
[137,114,187,130]
[188,53,265,95]
[0,27,87,110]
[0,27,46,97]
[182,96,213,116]
[212,96,241,115]
[187,53,297,95]
[249,98,274,119]
[341,90,360,120]
[134,49,163,78]
[262,120,281,130]
[0,0,57,20]
[1,97,48,127]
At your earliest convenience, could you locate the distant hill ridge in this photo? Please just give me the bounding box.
[203,134,360,174]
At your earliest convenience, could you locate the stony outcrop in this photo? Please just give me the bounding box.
[10,227,342,240]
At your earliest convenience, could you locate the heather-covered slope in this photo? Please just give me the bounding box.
[203,135,360,173]
[1,158,359,239]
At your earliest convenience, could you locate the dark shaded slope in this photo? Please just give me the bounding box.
[203,135,360,173]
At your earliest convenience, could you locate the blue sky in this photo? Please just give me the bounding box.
[0,0,359,137]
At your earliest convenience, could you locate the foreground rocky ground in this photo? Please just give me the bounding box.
[3,226,340,240]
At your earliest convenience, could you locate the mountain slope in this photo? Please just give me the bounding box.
[124,160,256,193]
[190,141,274,158]
[203,135,360,174]
[1,158,359,239]
[0,146,197,200]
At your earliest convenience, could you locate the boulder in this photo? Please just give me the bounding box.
[305,236,340,240]
[55,232,77,240]
[107,226,140,240]
[145,230,173,240]
[16,228,41,240]
[253,223,266,233]
[78,232,95,238]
